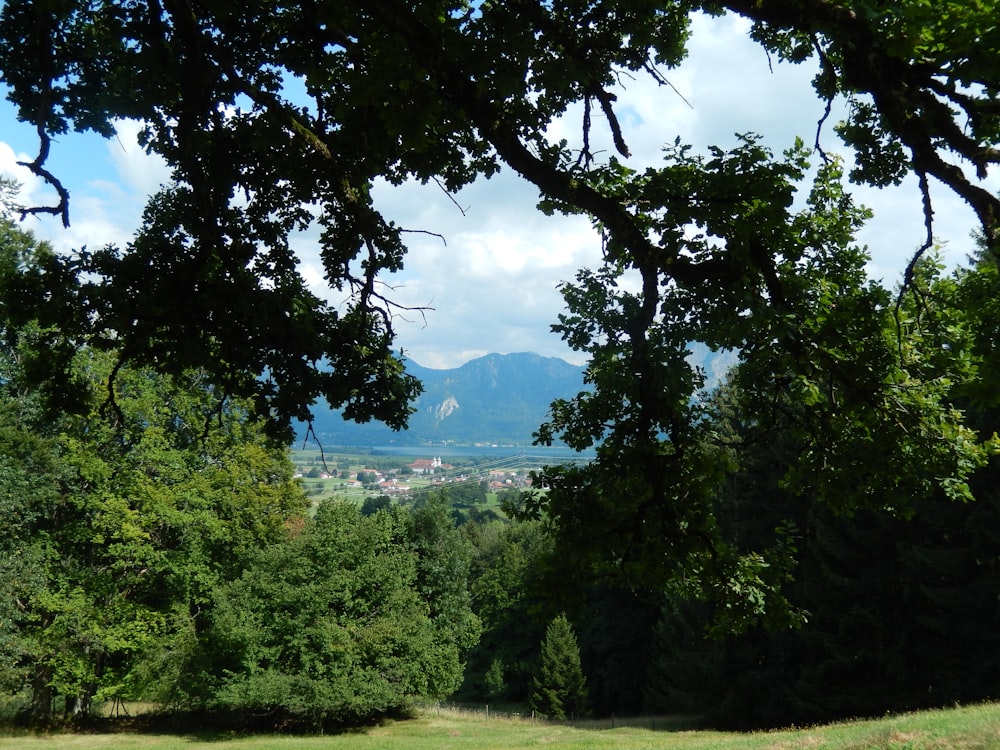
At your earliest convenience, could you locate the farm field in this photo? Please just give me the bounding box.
[1,702,998,750]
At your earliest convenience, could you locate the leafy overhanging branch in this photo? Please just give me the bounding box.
[2,4,999,590]
[725,0,1000,245]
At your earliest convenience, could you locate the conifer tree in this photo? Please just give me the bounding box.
[530,614,588,720]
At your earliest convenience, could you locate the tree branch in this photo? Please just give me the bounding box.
[724,0,1000,244]
[17,68,71,227]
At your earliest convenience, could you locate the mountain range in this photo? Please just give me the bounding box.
[302,352,587,446]
[302,347,737,447]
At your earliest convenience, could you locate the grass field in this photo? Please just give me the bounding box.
[2,702,998,750]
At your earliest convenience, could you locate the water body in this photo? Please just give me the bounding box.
[319,444,595,462]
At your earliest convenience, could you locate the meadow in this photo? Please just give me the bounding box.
[1,702,998,750]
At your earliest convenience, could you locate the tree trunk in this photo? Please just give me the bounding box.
[27,667,54,724]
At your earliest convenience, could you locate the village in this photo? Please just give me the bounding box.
[292,450,542,505]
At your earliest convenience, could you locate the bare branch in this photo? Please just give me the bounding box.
[399,228,448,245]
[893,169,936,356]
[18,122,71,227]
[810,34,835,162]
[431,176,469,216]
[301,423,331,475]
[642,61,694,110]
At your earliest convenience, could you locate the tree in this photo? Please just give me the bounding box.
[360,494,392,516]
[1,2,998,436]
[197,501,458,730]
[640,250,1000,728]
[530,614,588,720]
[529,153,965,626]
[3,2,1000,616]
[461,518,552,703]
[401,494,481,698]
[576,584,661,717]
[0,400,64,713]
[0,212,308,722]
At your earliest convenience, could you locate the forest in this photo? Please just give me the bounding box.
[4,199,1000,730]
[3,0,1000,734]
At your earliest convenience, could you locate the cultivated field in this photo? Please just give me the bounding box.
[2,702,998,750]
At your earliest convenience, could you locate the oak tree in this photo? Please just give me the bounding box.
[2,1,998,435]
[3,2,999,617]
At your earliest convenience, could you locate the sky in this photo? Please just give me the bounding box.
[2,12,997,370]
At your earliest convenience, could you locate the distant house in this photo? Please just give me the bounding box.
[408,457,453,474]
[379,479,411,494]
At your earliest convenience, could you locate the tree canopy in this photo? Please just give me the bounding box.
[2,1,998,436]
[3,1,1000,622]
[0,213,480,727]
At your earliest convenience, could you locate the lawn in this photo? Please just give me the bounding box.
[2,702,998,750]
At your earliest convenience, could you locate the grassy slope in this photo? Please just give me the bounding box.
[2,703,998,750]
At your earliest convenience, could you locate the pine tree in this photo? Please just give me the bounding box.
[530,614,588,720]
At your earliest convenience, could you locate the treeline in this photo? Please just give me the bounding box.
[0,215,482,731]
[0,354,477,730]
[453,248,1000,728]
[453,394,1000,728]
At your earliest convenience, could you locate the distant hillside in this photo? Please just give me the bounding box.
[303,352,588,446]
[302,348,736,446]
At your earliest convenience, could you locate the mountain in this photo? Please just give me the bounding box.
[302,347,737,446]
[303,352,588,446]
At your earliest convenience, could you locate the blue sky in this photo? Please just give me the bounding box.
[2,12,996,369]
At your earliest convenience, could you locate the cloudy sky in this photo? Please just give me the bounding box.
[2,12,996,369]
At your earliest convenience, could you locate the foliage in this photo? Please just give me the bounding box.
[641,251,1000,728]
[1,1,998,442]
[576,585,661,717]
[360,495,393,516]
[0,367,307,721]
[195,501,473,730]
[0,216,308,722]
[0,216,479,730]
[4,0,1000,702]
[401,494,481,697]
[526,145,996,628]
[530,614,588,720]
[459,519,553,703]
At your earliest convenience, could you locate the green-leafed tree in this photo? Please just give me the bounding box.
[2,1,999,441]
[402,494,481,698]
[576,585,661,717]
[530,613,588,720]
[0,401,63,707]
[4,0,1000,633]
[360,494,393,516]
[460,518,552,703]
[0,214,308,722]
[199,501,454,730]
[530,153,949,627]
[644,249,1000,728]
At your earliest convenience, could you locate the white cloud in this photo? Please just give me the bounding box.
[363,170,604,368]
[107,119,172,198]
[1,139,127,252]
[0,140,49,208]
[0,116,160,253]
